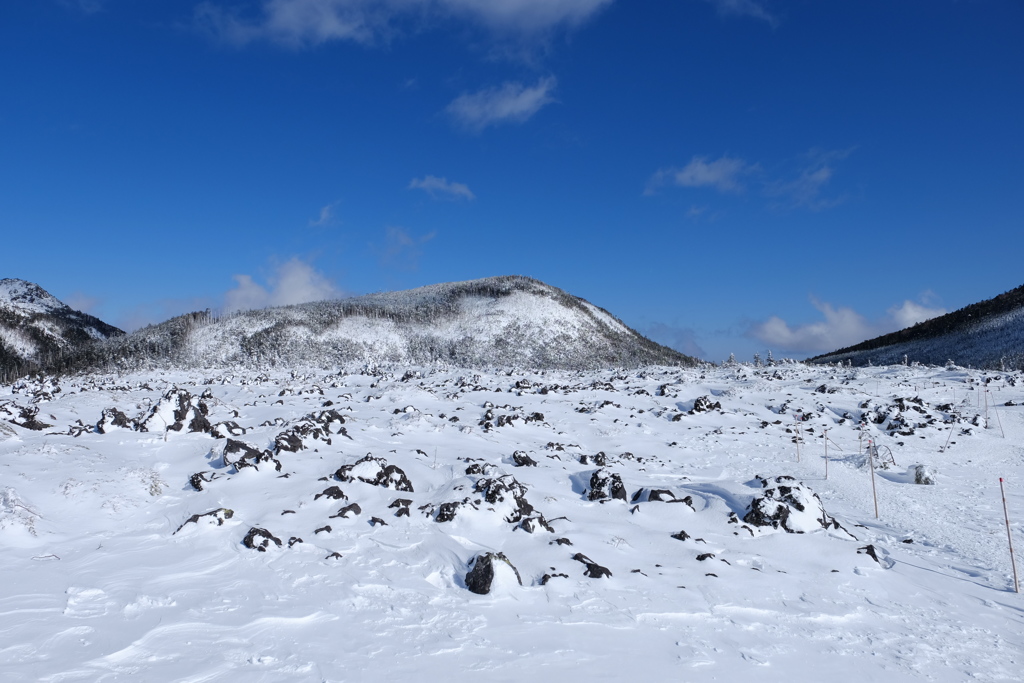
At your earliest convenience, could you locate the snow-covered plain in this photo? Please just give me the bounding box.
[1,362,1022,681]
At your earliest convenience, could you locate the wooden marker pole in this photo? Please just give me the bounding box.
[823,429,829,480]
[1000,478,1019,593]
[868,440,879,519]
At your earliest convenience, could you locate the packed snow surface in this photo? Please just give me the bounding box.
[1,362,1022,681]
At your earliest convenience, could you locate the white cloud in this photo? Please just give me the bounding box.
[64,291,101,315]
[377,226,436,270]
[224,257,344,313]
[446,77,556,131]
[701,0,777,26]
[645,322,706,359]
[749,295,946,355]
[647,155,753,194]
[888,299,946,330]
[309,202,339,227]
[196,0,611,47]
[764,147,854,210]
[409,175,475,200]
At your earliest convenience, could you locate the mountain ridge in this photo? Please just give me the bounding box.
[810,283,1024,369]
[0,278,124,381]
[47,275,699,374]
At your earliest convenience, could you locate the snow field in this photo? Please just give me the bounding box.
[0,362,1022,681]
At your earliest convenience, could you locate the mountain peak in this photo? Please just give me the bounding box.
[0,278,123,380]
[0,278,70,316]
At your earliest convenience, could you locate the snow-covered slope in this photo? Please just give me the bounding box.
[68,276,696,371]
[0,279,123,380]
[1,362,1021,681]
[812,283,1024,369]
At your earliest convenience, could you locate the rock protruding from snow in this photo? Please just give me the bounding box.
[473,474,534,523]
[174,508,234,534]
[588,469,627,502]
[691,396,722,413]
[223,439,277,471]
[465,552,523,594]
[139,388,212,434]
[743,475,839,534]
[572,552,612,578]
[912,464,937,485]
[335,455,414,492]
[242,527,282,552]
[96,407,133,434]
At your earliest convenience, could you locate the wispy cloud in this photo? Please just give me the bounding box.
[309,202,340,227]
[764,147,854,211]
[749,295,946,355]
[648,147,854,211]
[64,291,101,315]
[646,155,755,195]
[196,0,612,47]
[701,0,778,27]
[60,0,105,14]
[224,257,344,313]
[645,322,706,359]
[376,226,436,270]
[409,175,476,200]
[446,77,557,132]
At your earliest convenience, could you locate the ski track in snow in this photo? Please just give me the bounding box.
[1,363,1022,681]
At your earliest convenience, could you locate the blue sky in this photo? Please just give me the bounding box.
[2,0,1022,362]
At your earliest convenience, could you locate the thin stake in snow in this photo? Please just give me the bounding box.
[823,429,842,480]
[994,406,1005,439]
[823,428,829,479]
[1000,478,1019,593]
[868,439,880,519]
[794,415,802,463]
[941,419,955,453]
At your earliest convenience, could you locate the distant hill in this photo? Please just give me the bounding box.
[810,283,1024,369]
[55,276,698,373]
[0,279,124,381]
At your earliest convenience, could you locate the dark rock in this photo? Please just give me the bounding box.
[540,572,569,585]
[369,517,387,526]
[436,502,462,523]
[96,407,132,434]
[474,475,534,523]
[288,537,303,547]
[336,455,414,492]
[743,475,843,534]
[331,503,362,519]
[223,439,274,471]
[587,469,627,502]
[512,450,538,467]
[690,396,721,413]
[242,527,282,552]
[325,551,343,559]
[858,544,882,563]
[189,471,219,492]
[314,525,332,534]
[465,552,523,594]
[551,537,573,546]
[173,508,234,534]
[518,515,554,533]
[210,421,246,438]
[696,553,715,561]
[314,486,348,501]
[572,553,612,579]
[671,530,690,542]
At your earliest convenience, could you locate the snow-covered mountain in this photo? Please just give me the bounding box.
[812,283,1024,369]
[66,276,697,372]
[0,279,123,380]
